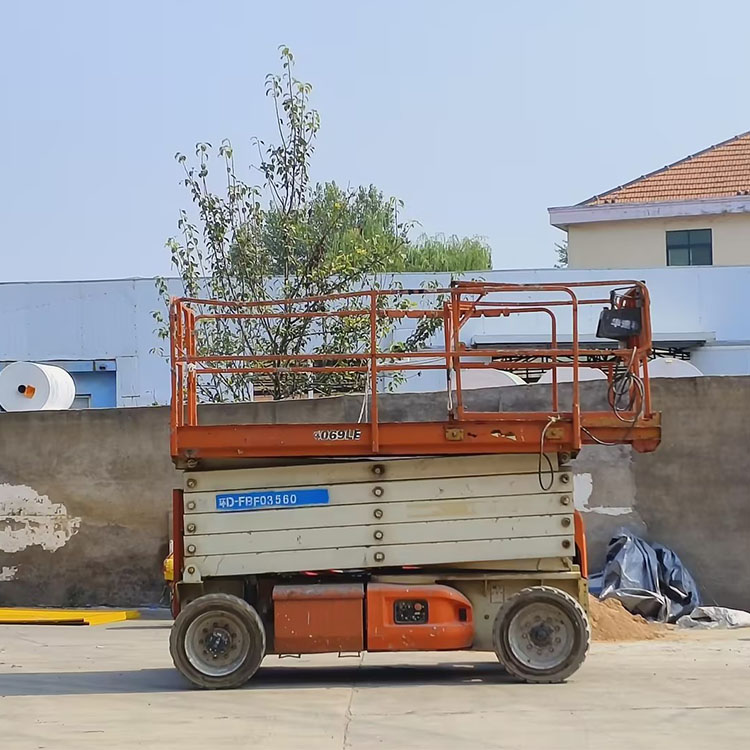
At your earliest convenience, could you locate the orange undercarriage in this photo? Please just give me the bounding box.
[272,582,474,654]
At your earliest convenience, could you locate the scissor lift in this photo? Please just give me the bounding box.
[167,280,660,688]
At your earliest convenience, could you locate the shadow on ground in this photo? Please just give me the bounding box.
[0,661,514,696]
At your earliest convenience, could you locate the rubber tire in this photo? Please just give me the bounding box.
[493,585,590,684]
[169,593,266,689]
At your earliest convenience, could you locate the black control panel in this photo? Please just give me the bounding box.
[596,307,642,340]
[394,599,429,624]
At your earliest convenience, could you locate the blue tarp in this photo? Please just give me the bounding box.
[596,530,701,623]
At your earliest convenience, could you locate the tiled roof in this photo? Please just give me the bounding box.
[582,131,750,206]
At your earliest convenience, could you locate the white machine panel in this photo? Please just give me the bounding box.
[181,454,574,581]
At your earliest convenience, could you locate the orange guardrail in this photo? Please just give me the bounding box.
[169,280,660,463]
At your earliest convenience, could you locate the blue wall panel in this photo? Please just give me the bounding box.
[70,371,117,408]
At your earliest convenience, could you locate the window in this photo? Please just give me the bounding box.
[666,229,712,266]
[72,394,92,409]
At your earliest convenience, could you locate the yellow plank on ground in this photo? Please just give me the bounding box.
[0,608,141,626]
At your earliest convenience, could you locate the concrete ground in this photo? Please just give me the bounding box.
[1,618,749,750]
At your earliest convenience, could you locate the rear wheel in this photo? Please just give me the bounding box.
[493,586,590,683]
[170,593,266,689]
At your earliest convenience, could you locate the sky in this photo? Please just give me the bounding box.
[2,0,750,282]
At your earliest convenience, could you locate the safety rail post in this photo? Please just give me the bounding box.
[640,283,654,416]
[641,355,651,416]
[369,291,379,452]
[169,301,180,456]
[183,305,198,427]
[442,302,455,418]
[450,287,465,419]
[174,301,185,430]
[550,309,559,413]
[570,291,582,450]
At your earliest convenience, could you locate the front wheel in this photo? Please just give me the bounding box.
[169,593,266,689]
[493,586,590,683]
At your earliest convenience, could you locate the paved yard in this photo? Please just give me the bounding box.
[1,617,749,749]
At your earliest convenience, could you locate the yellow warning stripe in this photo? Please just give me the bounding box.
[0,608,140,626]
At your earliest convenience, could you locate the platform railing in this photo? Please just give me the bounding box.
[169,280,658,460]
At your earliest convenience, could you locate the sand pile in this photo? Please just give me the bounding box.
[588,595,668,641]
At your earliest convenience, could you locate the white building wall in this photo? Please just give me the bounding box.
[1,266,749,406]
[0,278,182,406]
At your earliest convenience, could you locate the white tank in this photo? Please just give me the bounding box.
[537,367,607,384]
[0,362,76,411]
[460,369,526,389]
[648,357,703,378]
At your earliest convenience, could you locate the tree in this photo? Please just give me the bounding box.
[395,234,492,272]
[554,239,568,268]
[156,47,443,402]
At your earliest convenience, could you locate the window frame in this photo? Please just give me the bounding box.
[72,394,92,409]
[666,228,713,266]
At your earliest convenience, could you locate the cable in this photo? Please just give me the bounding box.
[357,389,368,423]
[607,348,645,426]
[583,348,646,446]
[609,373,644,424]
[581,425,618,447]
[538,416,560,491]
[446,366,454,416]
[357,359,370,423]
[583,375,644,447]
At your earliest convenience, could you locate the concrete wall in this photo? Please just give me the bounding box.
[0,407,175,605]
[567,212,750,269]
[1,376,749,609]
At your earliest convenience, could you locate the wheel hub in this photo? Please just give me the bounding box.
[184,611,251,677]
[506,602,576,671]
[528,622,553,648]
[205,627,232,657]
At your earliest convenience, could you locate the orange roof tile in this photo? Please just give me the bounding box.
[582,131,750,206]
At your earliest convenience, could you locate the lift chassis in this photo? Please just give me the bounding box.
[171,452,590,688]
[166,280,660,688]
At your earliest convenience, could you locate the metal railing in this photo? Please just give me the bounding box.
[169,280,658,460]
